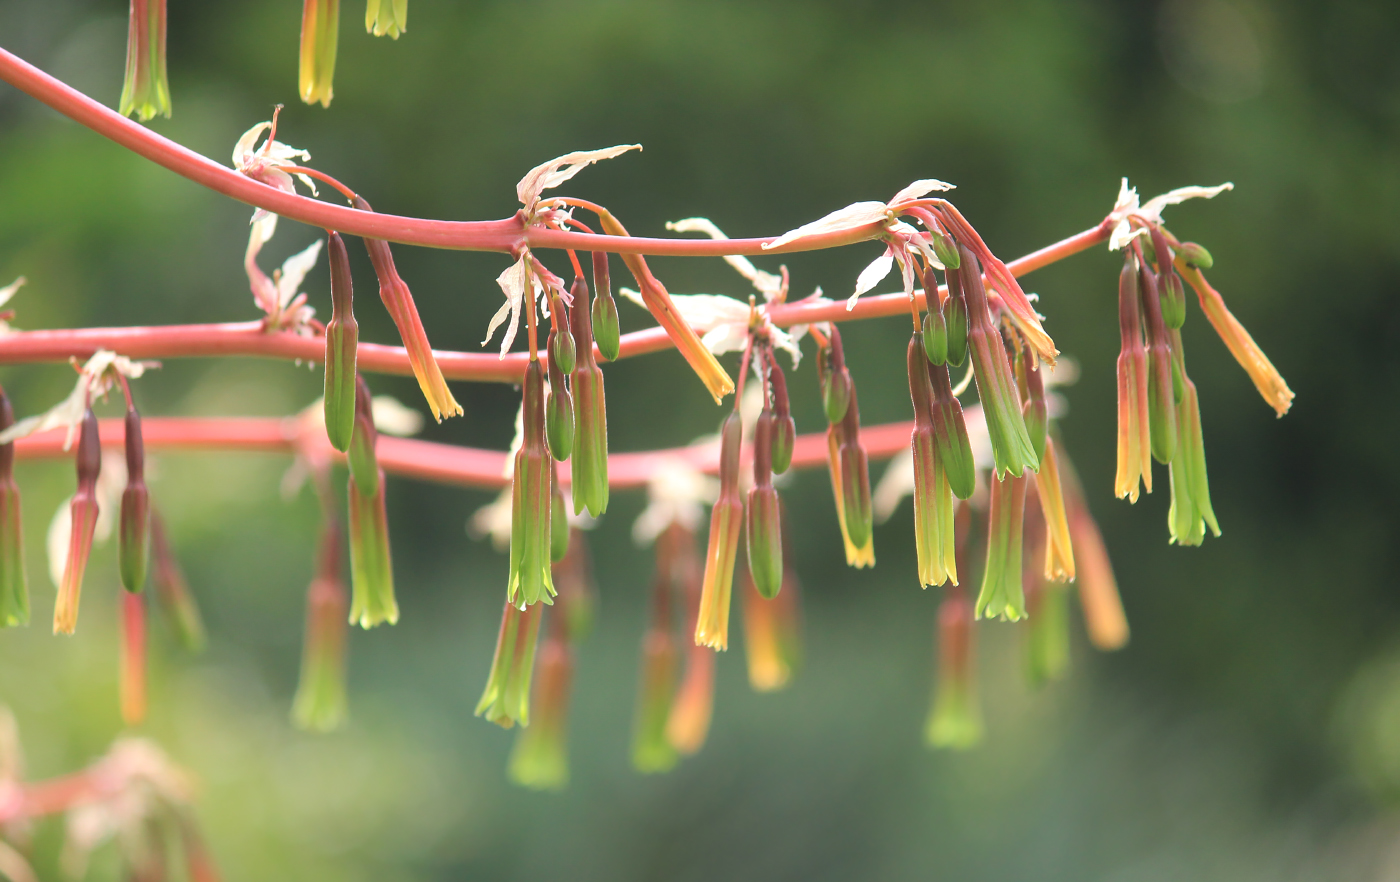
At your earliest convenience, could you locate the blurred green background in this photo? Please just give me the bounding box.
[2,0,1399,879]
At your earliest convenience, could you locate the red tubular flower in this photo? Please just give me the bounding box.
[767,358,796,475]
[694,412,743,649]
[475,599,544,728]
[120,589,147,726]
[352,196,462,422]
[508,625,573,789]
[1058,449,1130,651]
[634,526,681,771]
[745,409,784,600]
[508,361,555,607]
[667,524,714,754]
[54,408,101,635]
[741,557,802,693]
[1138,260,1178,464]
[907,334,957,588]
[1115,252,1152,502]
[119,0,171,121]
[292,519,349,731]
[925,581,982,749]
[323,232,358,453]
[119,406,149,593]
[299,0,339,107]
[975,470,1029,622]
[150,511,205,652]
[0,388,27,628]
[569,275,609,517]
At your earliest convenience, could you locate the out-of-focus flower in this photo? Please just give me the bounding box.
[119,590,147,725]
[476,600,544,728]
[0,351,154,449]
[508,629,572,789]
[975,470,1028,622]
[633,456,718,547]
[299,0,339,107]
[694,412,743,649]
[150,511,205,653]
[119,0,171,121]
[365,0,407,37]
[0,389,26,628]
[292,517,349,731]
[925,586,982,749]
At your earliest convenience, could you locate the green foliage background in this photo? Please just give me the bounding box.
[1,1,1399,879]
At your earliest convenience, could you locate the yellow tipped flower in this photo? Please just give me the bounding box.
[926,589,982,749]
[1177,263,1293,416]
[695,412,743,649]
[818,328,875,568]
[476,600,544,729]
[1115,253,1153,502]
[119,0,171,121]
[299,0,339,107]
[292,522,349,732]
[1033,437,1075,582]
[742,567,802,692]
[508,633,572,790]
[365,0,407,37]
[975,471,1029,622]
[120,590,147,726]
[668,531,713,754]
[54,409,101,636]
[907,335,957,588]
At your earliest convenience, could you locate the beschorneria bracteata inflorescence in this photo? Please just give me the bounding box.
[0,22,1294,871]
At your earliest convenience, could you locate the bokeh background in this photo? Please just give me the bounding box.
[1,0,1399,879]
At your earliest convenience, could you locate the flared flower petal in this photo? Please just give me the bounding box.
[517,145,642,216]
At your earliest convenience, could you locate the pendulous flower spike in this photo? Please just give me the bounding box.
[0,388,28,628]
[299,0,339,108]
[545,329,575,462]
[975,470,1028,622]
[55,408,101,635]
[323,232,358,453]
[119,407,149,593]
[119,0,171,121]
[768,360,796,475]
[507,360,556,607]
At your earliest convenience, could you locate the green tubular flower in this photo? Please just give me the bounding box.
[590,252,621,363]
[475,600,544,728]
[925,589,982,749]
[550,465,569,563]
[927,351,976,501]
[955,244,1039,478]
[768,359,796,475]
[293,522,349,732]
[55,409,101,635]
[299,0,339,108]
[745,410,783,600]
[545,329,574,462]
[346,376,379,495]
[346,378,398,628]
[509,632,572,790]
[508,360,556,607]
[1138,262,1178,464]
[907,335,957,588]
[570,276,609,517]
[975,471,1029,622]
[1016,343,1048,468]
[0,389,26,628]
[1025,579,1070,686]
[921,268,948,366]
[323,232,358,453]
[150,511,204,652]
[1166,335,1220,545]
[818,330,851,424]
[365,0,407,37]
[119,407,149,593]
[1115,253,1153,502]
[943,278,969,368]
[119,0,171,121]
[695,411,743,649]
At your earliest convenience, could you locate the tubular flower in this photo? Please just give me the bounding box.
[667,526,714,754]
[694,411,743,649]
[323,232,358,453]
[926,585,982,749]
[120,590,147,726]
[119,0,171,121]
[150,511,205,652]
[0,388,27,628]
[476,599,544,728]
[768,359,796,475]
[634,528,682,771]
[1115,252,1153,502]
[1016,342,1049,467]
[545,324,574,462]
[54,409,101,636]
[975,469,1029,622]
[927,345,977,501]
[907,335,957,588]
[508,627,572,790]
[590,252,621,362]
[508,361,556,607]
[817,327,874,567]
[243,214,322,332]
[1177,262,1293,416]
[1024,578,1070,687]
[347,378,398,627]
[1166,337,1220,546]
[352,195,462,421]
[365,0,407,37]
[742,539,803,692]
[1033,437,1075,582]
[745,409,784,600]
[1058,449,1130,650]
[1138,262,1178,464]
[570,274,609,517]
[118,407,149,593]
[299,0,339,107]
[292,519,349,732]
[955,244,1039,478]
[550,464,569,563]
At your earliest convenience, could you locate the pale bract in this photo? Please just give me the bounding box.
[1108,178,1234,251]
[483,252,545,358]
[762,179,955,251]
[632,456,718,546]
[516,145,642,216]
[244,214,322,330]
[0,351,155,448]
[618,288,806,368]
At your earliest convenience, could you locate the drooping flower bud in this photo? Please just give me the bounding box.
[1115,254,1153,503]
[0,389,28,628]
[767,359,796,475]
[742,560,802,692]
[667,529,713,754]
[119,0,171,121]
[922,272,949,367]
[299,0,339,107]
[365,0,407,37]
[1177,263,1293,416]
[1176,241,1213,270]
[347,380,398,628]
[550,312,577,375]
[120,589,147,726]
[119,407,149,594]
[508,360,556,607]
[907,335,957,588]
[695,412,743,649]
[956,244,1039,478]
[1149,227,1188,330]
[550,464,569,563]
[353,196,463,422]
[925,586,982,749]
[975,470,1028,621]
[55,409,101,635]
[590,252,621,363]
[545,330,574,462]
[150,511,205,652]
[943,275,969,368]
[475,599,544,728]
[1138,262,1178,464]
[818,329,851,424]
[927,359,976,501]
[833,386,875,565]
[1166,343,1220,546]
[1033,436,1075,582]
[746,410,784,599]
[569,275,609,517]
[508,627,572,790]
[931,231,961,270]
[323,232,358,453]
[292,521,349,731]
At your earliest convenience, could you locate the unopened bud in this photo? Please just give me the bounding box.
[944,282,969,368]
[0,389,28,628]
[589,254,621,362]
[550,314,577,376]
[508,360,556,607]
[545,339,574,462]
[931,232,961,269]
[299,0,339,107]
[55,408,101,635]
[820,328,852,423]
[292,523,348,731]
[323,232,358,452]
[768,360,796,475]
[922,288,949,367]
[1160,271,1187,330]
[476,600,544,728]
[570,289,609,517]
[119,408,149,593]
[347,376,379,496]
[1139,265,1178,464]
[746,411,784,600]
[1177,241,1213,270]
